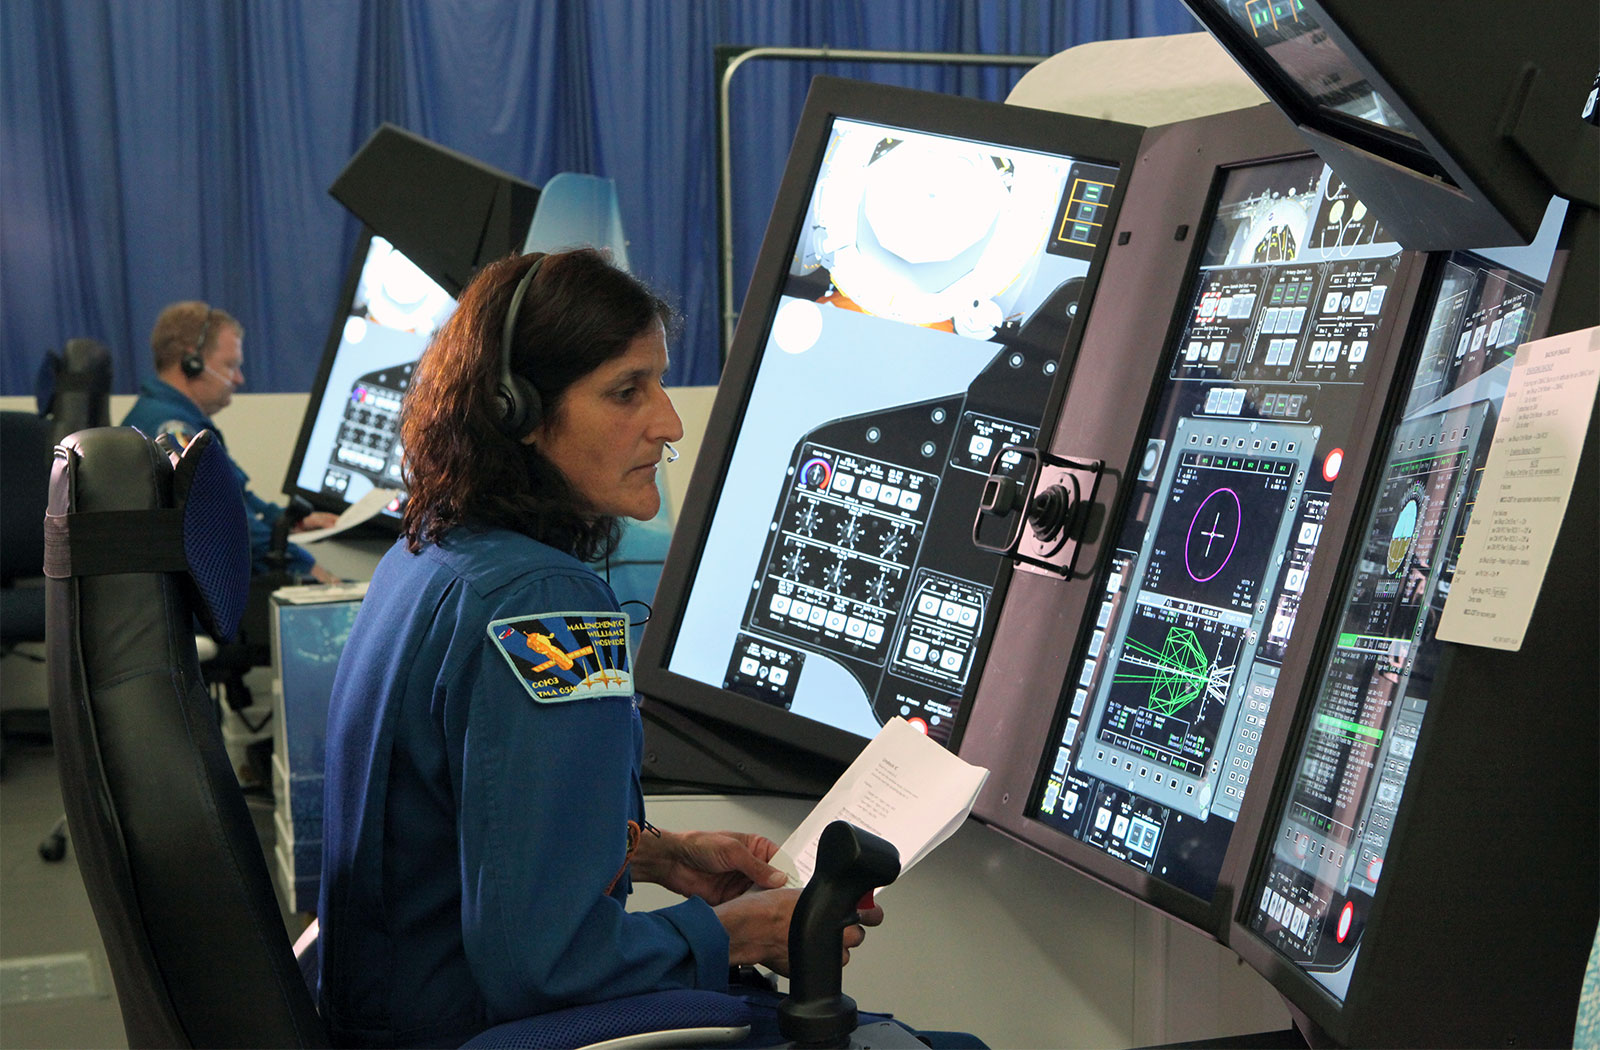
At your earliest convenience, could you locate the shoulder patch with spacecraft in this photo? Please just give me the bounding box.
[487,611,633,703]
[155,420,198,447]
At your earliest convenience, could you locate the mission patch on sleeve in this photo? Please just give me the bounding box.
[487,610,633,703]
[155,420,198,447]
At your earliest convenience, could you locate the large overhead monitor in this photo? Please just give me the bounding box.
[958,103,1437,935]
[329,124,540,298]
[635,77,1144,789]
[1229,201,1598,1046]
[286,175,638,527]
[1179,0,1598,250]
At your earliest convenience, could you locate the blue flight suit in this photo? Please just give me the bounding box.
[121,376,314,575]
[318,527,727,1049]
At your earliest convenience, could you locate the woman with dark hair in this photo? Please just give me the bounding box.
[317,250,874,1048]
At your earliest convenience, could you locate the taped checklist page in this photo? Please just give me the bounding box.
[771,717,989,890]
[1438,326,1600,650]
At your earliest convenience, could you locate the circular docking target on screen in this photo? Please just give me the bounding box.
[1185,487,1243,583]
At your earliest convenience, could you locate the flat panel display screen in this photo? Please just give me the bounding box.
[1030,157,1411,899]
[662,114,1121,745]
[287,234,456,522]
[1204,0,1417,140]
[1243,247,1548,1001]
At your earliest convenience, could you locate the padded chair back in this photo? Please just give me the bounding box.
[1,412,55,647]
[44,426,329,1049]
[38,337,113,444]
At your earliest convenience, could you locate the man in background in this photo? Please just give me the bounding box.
[123,301,338,582]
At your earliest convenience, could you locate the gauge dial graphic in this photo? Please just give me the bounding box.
[796,503,823,537]
[782,548,811,580]
[1387,488,1423,575]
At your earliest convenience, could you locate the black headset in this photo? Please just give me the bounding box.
[180,306,213,378]
[495,254,546,437]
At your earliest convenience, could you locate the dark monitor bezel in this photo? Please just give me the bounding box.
[329,123,540,298]
[634,75,1146,779]
[960,103,1429,939]
[1224,213,1598,1047]
[281,228,428,527]
[1181,0,1596,251]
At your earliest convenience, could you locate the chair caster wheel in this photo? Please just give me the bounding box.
[39,822,67,862]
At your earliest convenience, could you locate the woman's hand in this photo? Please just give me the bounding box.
[633,829,790,905]
[713,890,883,976]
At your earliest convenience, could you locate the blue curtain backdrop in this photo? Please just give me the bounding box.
[1,0,1196,396]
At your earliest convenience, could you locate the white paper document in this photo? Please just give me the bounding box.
[1438,326,1600,650]
[294,488,402,543]
[270,580,371,605]
[772,717,989,890]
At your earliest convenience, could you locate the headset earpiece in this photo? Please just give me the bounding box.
[181,306,212,378]
[496,255,546,437]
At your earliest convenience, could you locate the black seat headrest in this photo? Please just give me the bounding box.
[44,428,250,642]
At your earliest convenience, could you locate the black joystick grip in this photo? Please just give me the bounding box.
[778,821,901,1049]
[267,496,314,573]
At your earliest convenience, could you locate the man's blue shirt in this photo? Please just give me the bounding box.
[122,376,313,575]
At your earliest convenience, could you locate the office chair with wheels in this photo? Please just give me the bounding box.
[46,426,325,1048]
[43,426,755,1049]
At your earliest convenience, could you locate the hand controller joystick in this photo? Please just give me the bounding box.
[778,821,901,1049]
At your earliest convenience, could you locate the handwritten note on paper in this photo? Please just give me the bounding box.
[1438,326,1600,650]
[773,717,989,890]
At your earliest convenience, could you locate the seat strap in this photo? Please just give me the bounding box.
[43,509,188,579]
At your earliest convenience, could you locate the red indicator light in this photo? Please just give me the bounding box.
[1322,448,1344,482]
[1337,900,1355,942]
[907,717,930,735]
